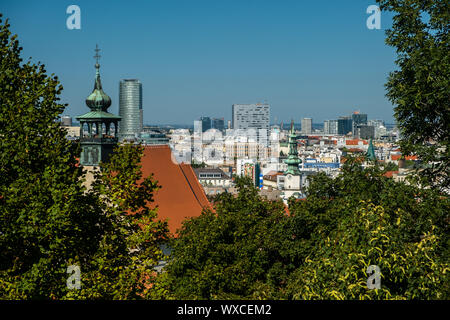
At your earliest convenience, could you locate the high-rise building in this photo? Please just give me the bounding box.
[323,120,329,134]
[227,120,232,130]
[369,120,386,139]
[301,118,312,134]
[232,103,270,145]
[200,116,211,132]
[368,119,385,128]
[212,118,225,131]
[119,79,142,141]
[352,112,368,135]
[76,45,121,166]
[356,125,375,139]
[338,116,353,135]
[232,103,269,130]
[329,120,338,134]
[61,115,72,127]
[324,120,338,134]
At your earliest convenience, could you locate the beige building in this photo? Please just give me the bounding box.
[63,126,80,138]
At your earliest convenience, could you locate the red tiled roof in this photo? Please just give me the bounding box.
[391,155,418,161]
[384,171,399,178]
[140,145,212,235]
[347,148,364,153]
[346,139,368,146]
[341,156,365,163]
[264,171,283,177]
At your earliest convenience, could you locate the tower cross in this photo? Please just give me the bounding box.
[94,44,101,64]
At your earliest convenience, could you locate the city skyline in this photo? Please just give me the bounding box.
[4,0,396,124]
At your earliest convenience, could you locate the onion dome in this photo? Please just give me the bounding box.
[85,45,111,111]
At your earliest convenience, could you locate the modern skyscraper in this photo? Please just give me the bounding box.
[212,118,225,131]
[328,120,338,134]
[323,120,330,134]
[352,112,368,135]
[119,79,142,141]
[301,118,312,134]
[368,120,386,139]
[76,45,121,166]
[232,103,270,145]
[232,103,269,130]
[368,119,385,128]
[200,116,211,132]
[338,116,353,135]
[357,125,375,139]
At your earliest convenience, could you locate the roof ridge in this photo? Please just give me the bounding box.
[177,163,211,211]
[145,145,170,149]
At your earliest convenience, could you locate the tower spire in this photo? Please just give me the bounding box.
[366,139,377,161]
[76,45,121,166]
[284,119,301,175]
[85,45,111,111]
[94,44,101,66]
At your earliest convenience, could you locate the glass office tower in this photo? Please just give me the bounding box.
[119,79,142,141]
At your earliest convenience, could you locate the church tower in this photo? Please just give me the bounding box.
[282,120,303,202]
[366,138,377,162]
[284,120,301,175]
[76,45,121,166]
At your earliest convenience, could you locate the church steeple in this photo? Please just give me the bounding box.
[284,120,301,175]
[85,44,112,112]
[366,139,376,161]
[76,45,121,166]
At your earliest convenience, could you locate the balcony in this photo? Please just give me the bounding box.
[80,135,118,144]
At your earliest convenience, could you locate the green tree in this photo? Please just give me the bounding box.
[152,177,296,299]
[66,143,170,299]
[0,14,102,298]
[191,160,207,168]
[0,15,169,299]
[377,0,450,190]
[286,159,449,299]
[156,158,449,300]
[286,202,448,299]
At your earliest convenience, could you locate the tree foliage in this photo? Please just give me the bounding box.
[152,177,294,299]
[286,202,448,299]
[0,14,102,298]
[287,159,449,299]
[156,160,449,300]
[0,15,168,299]
[377,0,450,190]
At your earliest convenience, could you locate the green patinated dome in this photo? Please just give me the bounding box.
[85,63,111,111]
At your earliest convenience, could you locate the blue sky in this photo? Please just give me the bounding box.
[2,0,396,124]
